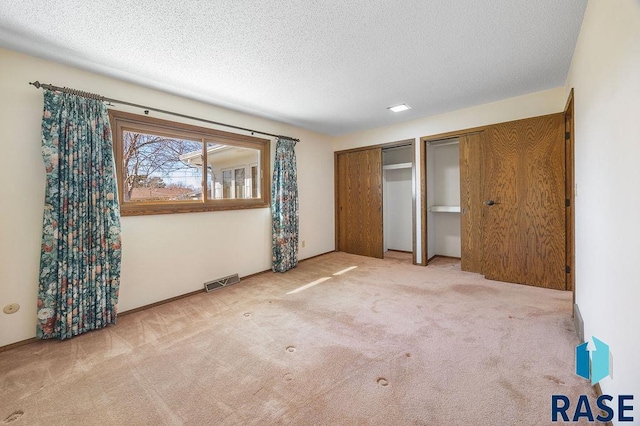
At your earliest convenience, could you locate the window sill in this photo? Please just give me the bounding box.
[120,200,270,216]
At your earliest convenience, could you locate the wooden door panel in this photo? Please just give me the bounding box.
[336,149,383,258]
[482,125,522,281]
[360,149,383,258]
[483,114,566,289]
[337,153,349,253]
[460,132,484,273]
[565,93,575,293]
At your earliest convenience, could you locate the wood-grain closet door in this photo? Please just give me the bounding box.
[337,148,384,258]
[482,114,566,289]
[459,132,484,273]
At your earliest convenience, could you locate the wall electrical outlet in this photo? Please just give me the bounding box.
[301,240,306,248]
[3,303,20,314]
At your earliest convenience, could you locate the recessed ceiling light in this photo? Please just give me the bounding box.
[387,104,411,113]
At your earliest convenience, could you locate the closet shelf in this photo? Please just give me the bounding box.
[429,205,461,213]
[382,162,412,170]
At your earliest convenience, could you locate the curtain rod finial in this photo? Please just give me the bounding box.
[29,81,42,89]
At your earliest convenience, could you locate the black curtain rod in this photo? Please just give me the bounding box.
[28,81,300,142]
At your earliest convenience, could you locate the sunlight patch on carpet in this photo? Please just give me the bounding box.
[333,266,357,276]
[286,277,332,294]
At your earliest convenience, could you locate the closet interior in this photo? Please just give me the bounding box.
[426,138,461,261]
[382,145,413,255]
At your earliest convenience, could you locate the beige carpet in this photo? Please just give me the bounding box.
[1,252,596,425]
[383,250,413,265]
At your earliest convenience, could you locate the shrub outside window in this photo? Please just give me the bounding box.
[109,110,270,216]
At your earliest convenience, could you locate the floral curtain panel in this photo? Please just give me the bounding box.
[271,138,299,272]
[37,89,122,340]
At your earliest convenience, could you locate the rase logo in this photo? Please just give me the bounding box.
[576,336,609,385]
[551,337,634,423]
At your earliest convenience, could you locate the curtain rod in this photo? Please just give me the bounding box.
[28,81,300,142]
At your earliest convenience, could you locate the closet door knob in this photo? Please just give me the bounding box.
[485,200,499,206]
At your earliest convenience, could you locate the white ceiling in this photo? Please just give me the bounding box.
[0,1,587,136]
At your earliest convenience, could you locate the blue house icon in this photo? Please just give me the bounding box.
[576,337,610,385]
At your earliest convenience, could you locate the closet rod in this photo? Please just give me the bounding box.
[428,139,459,147]
[382,143,412,151]
[28,81,300,142]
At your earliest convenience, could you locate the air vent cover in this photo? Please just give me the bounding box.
[204,274,240,292]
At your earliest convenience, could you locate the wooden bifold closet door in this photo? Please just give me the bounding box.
[336,148,384,258]
[459,132,484,274]
[482,114,566,290]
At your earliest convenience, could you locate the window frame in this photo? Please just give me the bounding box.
[109,110,271,216]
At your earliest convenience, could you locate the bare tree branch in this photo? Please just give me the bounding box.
[122,132,201,200]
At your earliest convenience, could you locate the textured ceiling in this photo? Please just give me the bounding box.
[0,1,587,135]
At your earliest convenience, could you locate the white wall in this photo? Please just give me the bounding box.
[566,0,640,405]
[382,146,412,165]
[431,142,461,258]
[0,47,335,346]
[333,88,567,152]
[426,143,436,260]
[382,147,413,252]
[383,168,412,252]
[334,87,567,263]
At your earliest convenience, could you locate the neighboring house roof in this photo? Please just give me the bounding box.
[180,144,257,168]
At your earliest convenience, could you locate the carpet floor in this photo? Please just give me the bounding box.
[1,252,596,425]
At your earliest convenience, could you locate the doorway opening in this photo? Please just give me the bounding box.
[425,138,461,264]
[383,145,414,264]
[334,139,417,263]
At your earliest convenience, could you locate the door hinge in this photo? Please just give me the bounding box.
[566,266,571,274]
[565,199,570,207]
[565,131,571,140]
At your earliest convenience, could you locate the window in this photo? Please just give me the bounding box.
[222,170,232,199]
[109,110,270,216]
[218,165,257,199]
[235,168,245,199]
[251,166,259,198]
